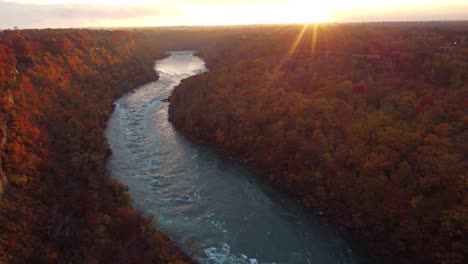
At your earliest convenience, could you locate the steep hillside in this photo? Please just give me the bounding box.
[0,29,192,263]
[169,23,468,263]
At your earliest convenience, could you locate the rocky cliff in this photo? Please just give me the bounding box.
[0,79,14,196]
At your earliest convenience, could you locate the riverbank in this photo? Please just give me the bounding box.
[107,51,365,264]
[0,29,193,263]
[168,40,467,263]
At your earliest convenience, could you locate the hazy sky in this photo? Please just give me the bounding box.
[0,0,467,29]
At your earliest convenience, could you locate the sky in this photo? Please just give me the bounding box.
[0,0,467,29]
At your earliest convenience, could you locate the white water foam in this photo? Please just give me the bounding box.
[203,243,258,264]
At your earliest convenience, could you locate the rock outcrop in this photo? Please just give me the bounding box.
[0,113,8,195]
[0,84,14,196]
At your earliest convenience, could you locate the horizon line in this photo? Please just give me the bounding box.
[2,19,468,31]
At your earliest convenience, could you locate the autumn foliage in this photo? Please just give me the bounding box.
[169,23,468,263]
[0,29,191,263]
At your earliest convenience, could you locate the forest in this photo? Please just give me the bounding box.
[0,29,192,263]
[0,23,466,264]
[169,23,468,263]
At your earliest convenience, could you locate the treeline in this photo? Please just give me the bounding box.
[169,23,468,263]
[0,29,192,263]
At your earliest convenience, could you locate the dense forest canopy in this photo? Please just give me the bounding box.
[0,22,466,263]
[0,29,192,263]
[169,23,468,263]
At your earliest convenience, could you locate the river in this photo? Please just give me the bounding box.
[106,51,365,264]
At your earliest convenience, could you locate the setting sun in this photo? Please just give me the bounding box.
[295,0,334,23]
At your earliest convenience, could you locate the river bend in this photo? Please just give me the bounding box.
[106,51,364,264]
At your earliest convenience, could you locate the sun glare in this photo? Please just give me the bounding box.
[2,0,465,28]
[173,0,335,26]
[296,0,335,23]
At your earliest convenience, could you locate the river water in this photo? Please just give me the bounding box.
[106,51,364,264]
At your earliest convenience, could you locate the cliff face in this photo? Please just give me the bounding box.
[0,115,7,195]
[0,78,14,197]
